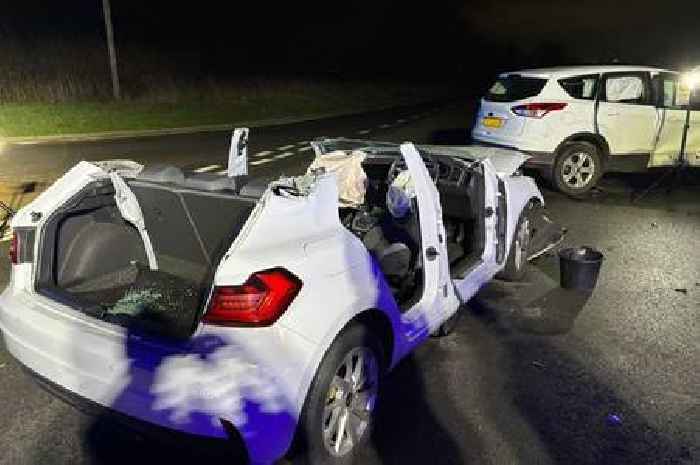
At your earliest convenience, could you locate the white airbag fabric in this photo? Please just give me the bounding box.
[307,150,368,207]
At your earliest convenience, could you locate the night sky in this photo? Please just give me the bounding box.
[2,0,700,80]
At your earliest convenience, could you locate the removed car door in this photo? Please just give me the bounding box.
[650,72,700,167]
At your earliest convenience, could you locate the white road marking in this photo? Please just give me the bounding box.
[396,119,407,124]
[254,150,273,158]
[194,164,221,173]
[273,152,294,159]
[215,169,229,175]
[1,231,12,242]
[296,141,309,146]
[357,129,371,135]
[277,144,295,151]
[250,158,274,166]
[298,146,313,152]
[379,124,392,129]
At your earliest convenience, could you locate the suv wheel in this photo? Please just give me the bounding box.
[553,142,602,196]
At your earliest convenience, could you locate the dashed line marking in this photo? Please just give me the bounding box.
[277,144,296,151]
[378,124,392,129]
[357,129,371,135]
[250,158,274,166]
[215,169,228,175]
[254,150,273,158]
[396,119,407,124]
[298,146,313,152]
[273,152,294,160]
[296,141,309,146]
[194,164,221,173]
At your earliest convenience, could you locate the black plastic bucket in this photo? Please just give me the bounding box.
[558,246,604,290]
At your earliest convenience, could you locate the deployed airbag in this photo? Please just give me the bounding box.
[307,150,368,207]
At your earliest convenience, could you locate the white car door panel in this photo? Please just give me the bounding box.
[399,143,460,334]
[650,73,700,167]
[597,72,658,155]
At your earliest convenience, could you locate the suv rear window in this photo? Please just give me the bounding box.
[558,74,599,100]
[485,75,547,102]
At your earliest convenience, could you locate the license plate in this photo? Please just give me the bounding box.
[482,117,504,129]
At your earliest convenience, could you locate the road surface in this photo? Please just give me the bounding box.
[0,101,697,465]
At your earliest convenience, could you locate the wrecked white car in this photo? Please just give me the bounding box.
[0,133,561,465]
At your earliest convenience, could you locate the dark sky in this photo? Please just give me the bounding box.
[2,0,700,79]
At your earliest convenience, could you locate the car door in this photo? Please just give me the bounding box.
[596,72,659,157]
[398,143,460,336]
[650,72,700,167]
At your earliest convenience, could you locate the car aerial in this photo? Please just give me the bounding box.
[0,133,562,465]
[471,65,700,196]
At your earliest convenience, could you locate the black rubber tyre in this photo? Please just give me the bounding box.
[295,323,385,465]
[553,141,603,197]
[497,203,533,282]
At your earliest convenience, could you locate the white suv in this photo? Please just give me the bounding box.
[472,65,700,195]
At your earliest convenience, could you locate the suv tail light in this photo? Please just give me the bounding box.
[511,102,567,118]
[203,268,302,327]
[8,231,18,265]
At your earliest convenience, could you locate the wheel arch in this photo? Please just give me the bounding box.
[556,132,610,167]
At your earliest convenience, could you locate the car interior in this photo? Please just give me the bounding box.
[313,140,487,310]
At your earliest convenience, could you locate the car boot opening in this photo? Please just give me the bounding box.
[36,177,256,339]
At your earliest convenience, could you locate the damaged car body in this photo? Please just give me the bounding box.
[0,133,563,465]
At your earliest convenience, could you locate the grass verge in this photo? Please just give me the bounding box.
[0,83,445,138]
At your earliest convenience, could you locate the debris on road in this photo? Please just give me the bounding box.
[606,413,623,426]
[650,222,658,228]
[674,288,688,295]
[532,360,546,369]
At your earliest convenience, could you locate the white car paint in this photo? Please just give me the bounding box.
[0,141,543,465]
[472,65,700,186]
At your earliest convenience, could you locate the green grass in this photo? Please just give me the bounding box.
[0,83,443,138]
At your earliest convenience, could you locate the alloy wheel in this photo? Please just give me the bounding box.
[322,347,379,457]
[561,152,595,189]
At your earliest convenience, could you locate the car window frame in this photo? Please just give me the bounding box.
[599,71,653,106]
[653,72,684,110]
[558,74,600,101]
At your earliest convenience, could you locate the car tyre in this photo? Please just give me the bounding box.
[553,141,602,197]
[497,203,534,281]
[295,323,385,465]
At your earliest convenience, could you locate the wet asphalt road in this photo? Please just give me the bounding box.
[0,101,698,465]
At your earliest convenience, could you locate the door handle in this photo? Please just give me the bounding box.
[425,246,440,261]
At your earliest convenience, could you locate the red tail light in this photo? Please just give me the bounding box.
[511,102,567,118]
[203,268,302,327]
[8,231,18,265]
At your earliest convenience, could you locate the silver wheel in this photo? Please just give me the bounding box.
[514,217,530,271]
[322,347,378,457]
[561,152,595,189]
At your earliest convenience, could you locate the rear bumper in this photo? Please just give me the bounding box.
[470,139,555,168]
[22,362,249,463]
[0,289,314,465]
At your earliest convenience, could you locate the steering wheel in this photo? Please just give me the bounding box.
[387,154,439,185]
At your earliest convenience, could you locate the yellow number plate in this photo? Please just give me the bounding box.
[482,117,504,129]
